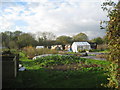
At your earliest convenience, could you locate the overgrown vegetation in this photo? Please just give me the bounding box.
[3,51,111,88]
[1,30,107,50]
[22,46,58,59]
[101,0,120,88]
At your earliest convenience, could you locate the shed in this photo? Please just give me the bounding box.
[36,46,44,49]
[72,42,91,52]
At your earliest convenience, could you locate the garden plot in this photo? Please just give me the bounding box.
[33,55,109,71]
[4,53,110,88]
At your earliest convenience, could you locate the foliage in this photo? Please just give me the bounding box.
[36,31,56,41]
[101,0,120,88]
[0,31,38,49]
[35,55,81,67]
[91,37,104,45]
[8,40,18,49]
[2,49,19,55]
[35,31,56,46]
[22,46,58,59]
[59,51,79,55]
[22,46,36,59]
[78,49,87,53]
[56,35,73,45]
[1,31,91,49]
[103,35,109,44]
[97,44,108,50]
[1,31,91,50]
[36,48,58,55]
[4,53,111,88]
[33,55,110,68]
[5,68,108,88]
[89,49,110,53]
[17,33,38,48]
[98,49,109,53]
[73,33,88,42]
[96,54,108,59]
[0,32,10,48]
[89,49,106,52]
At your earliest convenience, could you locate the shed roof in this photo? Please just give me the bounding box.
[73,42,90,45]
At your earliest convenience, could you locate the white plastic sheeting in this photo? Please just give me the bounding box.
[19,64,26,71]
[72,42,91,52]
[33,54,63,60]
[36,46,44,49]
[33,54,53,60]
[19,67,26,71]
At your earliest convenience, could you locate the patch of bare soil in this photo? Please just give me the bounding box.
[45,62,101,71]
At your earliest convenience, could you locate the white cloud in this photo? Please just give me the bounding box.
[0,17,14,31]
[0,0,109,39]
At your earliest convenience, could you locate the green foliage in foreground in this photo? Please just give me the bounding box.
[19,53,111,70]
[101,1,120,88]
[6,68,108,88]
[34,55,110,68]
[4,52,111,88]
[89,49,109,53]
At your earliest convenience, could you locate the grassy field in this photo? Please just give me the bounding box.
[3,52,110,88]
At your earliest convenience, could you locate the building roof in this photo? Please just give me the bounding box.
[73,42,90,45]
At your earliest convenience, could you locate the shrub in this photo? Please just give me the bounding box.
[78,49,86,53]
[96,54,108,59]
[97,44,108,50]
[2,49,19,56]
[22,46,36,59]
[35,55,82,66]
[22,46,58,59]
[36,48,58,55]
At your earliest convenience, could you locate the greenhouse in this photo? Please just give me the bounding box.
[72,42,91,52]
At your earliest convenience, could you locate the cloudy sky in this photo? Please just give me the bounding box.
[0,0,118,39]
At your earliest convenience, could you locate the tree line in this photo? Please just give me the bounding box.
[0,31,107,49]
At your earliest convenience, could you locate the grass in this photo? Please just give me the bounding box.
[98,49,110,53]
[3,52,110,88]
[80,58,110,65]
[89,49,109,53]
[6,68,108,88]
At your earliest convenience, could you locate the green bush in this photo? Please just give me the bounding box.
[89,49,106,52]
[78,49,86,53]
[22,46,36,59]
[34,55,110,68]
[35,55,81,66]
[22,46,58,59]
[2,49,19,56]
[36,48,58,55]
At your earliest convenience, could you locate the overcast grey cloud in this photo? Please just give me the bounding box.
[1,0,118,39]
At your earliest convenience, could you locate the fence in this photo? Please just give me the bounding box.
[2,54,19,82]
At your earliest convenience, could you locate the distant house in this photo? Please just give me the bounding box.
[36,46,44,49]
[65,44,72,51]
[51,45,63,50]
[72,42,91,52]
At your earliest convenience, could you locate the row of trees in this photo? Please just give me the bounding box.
[0,31,106,49]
